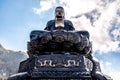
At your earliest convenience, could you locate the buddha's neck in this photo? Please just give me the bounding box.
[55,18,64,27]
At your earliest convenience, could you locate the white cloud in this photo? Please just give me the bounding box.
[108,72,120,80]
[60,0,120,53]
[33,0,56,15]
[59,0,98,17]
[100,61,113,73]
[100,61,120,80]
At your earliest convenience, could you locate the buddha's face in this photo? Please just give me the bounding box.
[55,7,64,20]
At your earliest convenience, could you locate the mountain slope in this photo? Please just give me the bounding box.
[0,44,27,79]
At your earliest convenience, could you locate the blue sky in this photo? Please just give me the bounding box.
[0,0,120,79]
[0,0,49,51]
